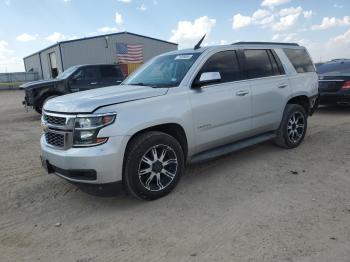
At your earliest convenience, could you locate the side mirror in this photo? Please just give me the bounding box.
[193,72,221,87]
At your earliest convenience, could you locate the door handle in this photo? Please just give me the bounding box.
[236,90,249,96]
[90,82,98,85]
[278,84,287,89]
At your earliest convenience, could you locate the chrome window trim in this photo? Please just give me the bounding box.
[194,74,287,90]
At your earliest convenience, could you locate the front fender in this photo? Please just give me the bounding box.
[95,92,195,155]
[33,84,66,105]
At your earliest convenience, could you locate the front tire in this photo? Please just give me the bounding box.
[123,131,185,200]
[274,104,307,149]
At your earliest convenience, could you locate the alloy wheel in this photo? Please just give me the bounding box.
[138,144,178,192]
[287,111,305,143]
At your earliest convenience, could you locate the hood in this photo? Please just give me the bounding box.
[20,79,61,89]
[44,85,169,113]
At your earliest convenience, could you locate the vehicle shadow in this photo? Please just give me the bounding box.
[61,140,282,207]
[316,105,350,115]
[74,181,126,198]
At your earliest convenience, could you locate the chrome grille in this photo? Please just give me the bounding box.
[45,132,65,148]
[42,112,75,150]
[44,114,66,126]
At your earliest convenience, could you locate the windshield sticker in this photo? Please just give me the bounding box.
[175,55,193,60]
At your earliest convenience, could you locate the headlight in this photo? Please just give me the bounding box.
[74,114,115,129]
[73,113,116,147]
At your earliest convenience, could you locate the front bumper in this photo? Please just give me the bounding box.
[24,89,34,104]
[23,89,34,110]
[40,135,129,184]
[319,92,350,105]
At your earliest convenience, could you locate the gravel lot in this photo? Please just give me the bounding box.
[0,90,350,262]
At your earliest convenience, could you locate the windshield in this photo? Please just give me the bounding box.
[56,66,79,79]
[123,53,201,88]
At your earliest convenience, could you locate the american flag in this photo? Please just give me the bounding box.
[116,43,144,64]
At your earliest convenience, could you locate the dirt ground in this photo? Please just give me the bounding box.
[0,90,350,262]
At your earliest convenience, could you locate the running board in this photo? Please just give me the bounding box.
[190,132,276,164]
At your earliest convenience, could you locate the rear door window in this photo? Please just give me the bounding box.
[100,65,124,78]
[243,49,280,79]
[83,67,100,80]
[283,48,315,73]
[198,50,242,85]
[269,50,285,75]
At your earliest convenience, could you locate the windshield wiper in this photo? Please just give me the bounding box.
[128,82,157,88]
[129,82,146,86]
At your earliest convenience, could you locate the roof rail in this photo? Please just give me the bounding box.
[233,41,299,46]
[330,58,350,62]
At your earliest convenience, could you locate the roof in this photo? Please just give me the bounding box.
[23,31,178,59]
[71,63,122,67]
[161,41,303,56]
[233,41,299,46]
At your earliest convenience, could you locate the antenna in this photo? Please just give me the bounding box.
[194,34,206,50]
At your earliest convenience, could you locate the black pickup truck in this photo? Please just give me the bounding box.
[22,64,125,114]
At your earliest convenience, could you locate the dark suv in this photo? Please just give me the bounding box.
[22,64,125,114]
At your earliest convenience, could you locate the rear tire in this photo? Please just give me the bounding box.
[123,131,185,200]
[274,104,307,149]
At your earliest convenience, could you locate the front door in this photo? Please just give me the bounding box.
[189,50,252,153]
[69,66,102,92]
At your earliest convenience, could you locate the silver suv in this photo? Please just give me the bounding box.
[41,42,319,200]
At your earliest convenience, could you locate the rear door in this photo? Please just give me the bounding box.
[99,65,125,87]
[189,50,252,153]
[69,66,102,92]
[241,49,290,134]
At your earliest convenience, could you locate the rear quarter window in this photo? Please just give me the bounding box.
[283,48,315,73]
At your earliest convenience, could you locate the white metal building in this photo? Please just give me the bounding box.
[23,31,178,79]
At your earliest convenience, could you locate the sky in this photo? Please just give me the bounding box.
[0,0,349,72]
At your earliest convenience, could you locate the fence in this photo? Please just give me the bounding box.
[0,72,39,89]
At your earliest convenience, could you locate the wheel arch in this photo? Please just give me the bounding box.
[286,95,310,115]
[35,89,63,105]
[125,123,189,160]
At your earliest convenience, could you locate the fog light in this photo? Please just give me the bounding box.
[80,131,94,140]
